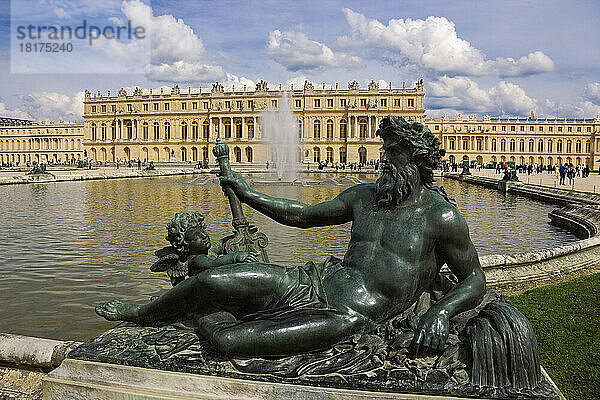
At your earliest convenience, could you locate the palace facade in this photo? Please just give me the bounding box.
[82,80,426,165]
[0,119,84,165]
[426,114,600,169]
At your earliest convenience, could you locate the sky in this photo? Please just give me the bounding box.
[0,0,599,123]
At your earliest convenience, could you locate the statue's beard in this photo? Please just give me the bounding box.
[375,162,420,209]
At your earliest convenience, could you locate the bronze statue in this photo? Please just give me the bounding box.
[150,212,258,286]
[97,115,485,357]
[95,116,542,394]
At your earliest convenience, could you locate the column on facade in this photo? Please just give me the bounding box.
[252,116,256,139]
[241,117,245,139]
[368,116,372,139]
[120,119,124,140]
[230,117,233,139]
[218,117,222,138]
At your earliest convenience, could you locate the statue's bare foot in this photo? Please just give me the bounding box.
[95,300,140,322]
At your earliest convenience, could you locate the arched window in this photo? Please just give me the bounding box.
[203,120,210,140]
[314,120,321,139]
[142,122,149,140]
[510,139,515,152]
[297,120,303,139]
[313,147,321,162]
[153,122,160,140]
[326,119,334,140]
[181,147,187,162]
[519,139,524,152]
[500,139,506,152]
[576,140,581,153]
[339,147,347,163]
[247,119,254,139]
[358,147,367,164]
[191,121,199,140]
[245,146,253,162]
[101,123,107,141]
[191,147,197,161]
[538,139,544,153]
[557,140,563,153]
[91,123,97,141]
[528,139,534,152]
[449,155,456,163]
[181,121,188,140]
[476,138,482,151]
[462,138,469,151]
[202,146,209,162]
[235,120,242,139]
[359,119,367,139]
[164,147,171,161]
[547,139,553,153]
[164,122,171,140]
[224,120,231,139]
[234,146,242,163]
[153,147,159,161]
[585,140,590,152]
[566,140,572,153]
[491,139,496,152]
[326,147,333,163]
[111,121,117,140]
[339,119,347,139]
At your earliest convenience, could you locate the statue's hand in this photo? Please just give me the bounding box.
[219,170,251,198]
[409,309,450,358]
[236,251,258,263]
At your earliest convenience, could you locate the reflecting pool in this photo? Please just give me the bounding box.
[0,174,577,340]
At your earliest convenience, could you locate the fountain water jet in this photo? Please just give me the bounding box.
[261,92,299,181]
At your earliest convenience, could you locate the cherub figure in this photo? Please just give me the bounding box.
[151,212,257,286]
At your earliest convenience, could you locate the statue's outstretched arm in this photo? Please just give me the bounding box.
[410,207,486,357]
[220,171,355,228]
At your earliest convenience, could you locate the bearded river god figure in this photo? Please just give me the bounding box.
[87,116,556,399]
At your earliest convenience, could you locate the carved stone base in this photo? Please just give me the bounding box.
[50,320,563,400]
[43,358,564,400]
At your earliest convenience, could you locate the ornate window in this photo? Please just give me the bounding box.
[153,122,160,140]
[191,121,199,140]
[181,121,188,140]
[142,122,149,140]
[326,119,334,140]
[326,147,333,163]
[339,119,347,139]
[313,147,321,162]
[91,123,97,141]
[164,121,171,140]
[203,121,210,140]
[313,120,321,139]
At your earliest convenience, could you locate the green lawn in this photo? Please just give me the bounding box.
[510,273,600,400]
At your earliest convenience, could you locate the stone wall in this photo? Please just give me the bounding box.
[443,172,600,290]
[0,334,80,400]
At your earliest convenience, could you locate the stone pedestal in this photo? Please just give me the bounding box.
[497,180,520,192]
[44,358,485,400]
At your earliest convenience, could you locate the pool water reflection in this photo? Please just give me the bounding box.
[0,174,577,340]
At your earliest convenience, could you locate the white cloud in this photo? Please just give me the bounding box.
[543,99,600,119]
[427,76,537,116]
[337,9,554,77]
[285,75,309,88]
[144,61,225,82]
[0,103,31,119]
[108,16,125,26]
[267,30,363,73]
[92,0,230,82]
[223,74,255,90]
[53,7,71,19]
[18,91,84,122]
[489,81,537,115]
[583,82,600,105]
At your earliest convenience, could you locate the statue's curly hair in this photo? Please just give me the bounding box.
[165,212,207,255]
[377,116,455,206]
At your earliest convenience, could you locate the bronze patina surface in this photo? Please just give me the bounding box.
[92,116,550,398]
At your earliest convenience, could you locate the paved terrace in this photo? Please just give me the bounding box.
[464,168,600,194]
